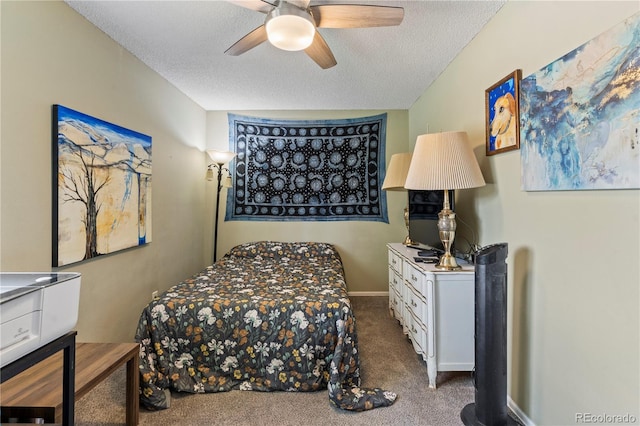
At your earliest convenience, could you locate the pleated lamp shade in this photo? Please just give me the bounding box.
[404,132,485,191]
[382,153,413,191]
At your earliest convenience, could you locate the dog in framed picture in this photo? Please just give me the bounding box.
[490,92,517,149]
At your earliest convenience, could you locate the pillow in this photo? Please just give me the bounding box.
[225,241,339,262]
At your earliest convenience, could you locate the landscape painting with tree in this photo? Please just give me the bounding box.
[53,105,152,266]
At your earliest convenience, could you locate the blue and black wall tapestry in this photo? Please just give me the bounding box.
[226,113,388,222]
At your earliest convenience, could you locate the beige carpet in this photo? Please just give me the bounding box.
[75,296,474,425]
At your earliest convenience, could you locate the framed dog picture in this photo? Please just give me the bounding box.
[485,69,522,156]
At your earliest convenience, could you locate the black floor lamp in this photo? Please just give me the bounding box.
[206,150,236,264]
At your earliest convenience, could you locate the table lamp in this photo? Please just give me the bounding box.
[382,152,417,246]
[404,132,485,270]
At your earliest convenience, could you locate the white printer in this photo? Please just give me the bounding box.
[0,272,81,367]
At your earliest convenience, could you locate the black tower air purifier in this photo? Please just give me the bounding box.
[461,243,518,426]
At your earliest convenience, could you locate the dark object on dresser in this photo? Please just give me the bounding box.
[461,243,518,426]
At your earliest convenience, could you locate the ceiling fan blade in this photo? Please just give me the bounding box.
[304,31,337,69]
[225,25,268,56]
[310,5,404,28]
[225,0,274,14]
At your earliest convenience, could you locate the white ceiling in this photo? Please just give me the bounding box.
[65,0,505,110]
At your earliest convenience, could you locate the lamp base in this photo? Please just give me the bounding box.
[436,190,461,271]
[435,252,462,271]
[402,235,418,246]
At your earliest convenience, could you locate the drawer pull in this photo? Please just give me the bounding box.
[411,325,417,333]
[411,300,417,308]
[412,275,417,282]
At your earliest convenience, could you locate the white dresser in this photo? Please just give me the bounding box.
[387,243,474,388]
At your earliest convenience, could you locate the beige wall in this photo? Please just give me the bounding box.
[0,2,408,340]
[206,110,409,293]
[1,1,209,342]
[409,1,639,424]
[3,1,639,423]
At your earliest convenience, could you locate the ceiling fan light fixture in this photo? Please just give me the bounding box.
[265,3,315,51]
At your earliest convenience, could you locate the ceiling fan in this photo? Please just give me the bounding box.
[225,0,404,69]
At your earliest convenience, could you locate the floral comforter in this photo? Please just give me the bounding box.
[135,241,396,411]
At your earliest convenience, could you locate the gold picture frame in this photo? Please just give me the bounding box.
[485,69,521,156]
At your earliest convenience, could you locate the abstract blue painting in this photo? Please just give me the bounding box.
[53,105,152,266]
[520,12,640,191]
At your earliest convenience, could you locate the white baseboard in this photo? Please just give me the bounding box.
[348,291,389,297]
[509,396,535,426]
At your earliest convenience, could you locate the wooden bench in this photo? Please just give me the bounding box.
[0,342,140,425]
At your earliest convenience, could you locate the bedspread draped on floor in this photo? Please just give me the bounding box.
[135,241,396,411]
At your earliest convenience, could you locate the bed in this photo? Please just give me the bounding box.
[135,241,396,412]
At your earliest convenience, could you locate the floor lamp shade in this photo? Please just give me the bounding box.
[404,132,485,270]
[382,153,416,246]
[207,149,236,165]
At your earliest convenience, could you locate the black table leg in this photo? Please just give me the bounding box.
[62,337,76,426]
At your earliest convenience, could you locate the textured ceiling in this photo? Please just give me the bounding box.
[65,0,505,110]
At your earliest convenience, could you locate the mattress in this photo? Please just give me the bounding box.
[135,241,396,411]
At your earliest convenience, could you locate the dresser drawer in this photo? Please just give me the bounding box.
[407,310,427,356]
[388,250,402,274]
[405,283,426,321]
[404,262,427,298]
[388,278,401,314]
[388,265,400,313]
[392,288,403,321]
[388,280,395,306]
[401,283,411,326]
[389,269,402,292]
